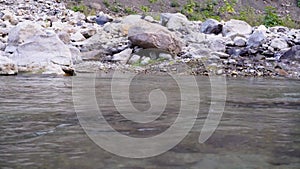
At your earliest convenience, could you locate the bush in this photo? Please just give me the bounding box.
[263,6,282,27]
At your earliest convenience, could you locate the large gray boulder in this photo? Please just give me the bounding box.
[201,19,223,35]
[5,21,74,74]
[222,19,252,38]
[128,21,183,55]
[0,54,18,75]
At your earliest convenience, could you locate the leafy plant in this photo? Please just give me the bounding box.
[141,5,150,13]
[263,6,282,27]
[298,0,300,7]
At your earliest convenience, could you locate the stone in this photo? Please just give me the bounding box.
[141,57,151,65]
[234,37,247,47]
[0,54,18,75]
[165,13,190,32]
[208,38,226,52]
[70,31,86,42]
[270,38,288,50]
[112,48,132,64]
[222,19,252,38]
[128,54,141,64]
[5,21,73,74]
[159,53,173,60]
[0,41,6,51]
[68,45,83,64]
[57,31,70,44]
[128,21,183,54]
[211,52,230,59]
[247,30,266,48]
[95,12,113,25]
[200,19,223,35]
[281,45,300,61]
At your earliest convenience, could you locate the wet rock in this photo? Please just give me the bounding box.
[128,21,183,54]
[0,54,18,75]
[222,19,252,38]
[200,19,223,35]
[270,38,288,50]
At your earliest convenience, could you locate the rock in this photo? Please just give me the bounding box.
[80,27,97,39]
[5,21,73,74]
[141,57,151,65]
[95,12,112,25]
[211,52,230,59]
[222,19,252,38]
[112,48,132,64]
[70,31,86,42]
[0,41,6,51]
[270,38,288,50]
[281,45,300,61]
[165,13,190,32]
[200,19,223,35]
[159,53,173,60]
[68,45,83,64]
[247,30,266,48]
[0,54,18,75]
[128,54,141,64]
[57,31,70,44]
[208,38,226,52]
[128,21,183,54]
[234,37,247,47]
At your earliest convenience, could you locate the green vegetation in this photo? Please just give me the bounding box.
[298,0,300,7]
[140,5,150,13]
[124,7,137,14]
[103,0,110,7]
[263,6,282,27]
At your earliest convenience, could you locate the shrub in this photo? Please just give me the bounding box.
[141,5,150,13]
[263,6,282,27]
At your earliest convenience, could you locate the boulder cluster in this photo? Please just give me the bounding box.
[0,0,299,78]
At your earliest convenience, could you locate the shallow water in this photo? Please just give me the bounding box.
[0,73,299,169]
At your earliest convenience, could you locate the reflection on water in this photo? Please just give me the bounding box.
[0,74,299,169]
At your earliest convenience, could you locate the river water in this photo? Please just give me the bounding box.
[0,73,299,169]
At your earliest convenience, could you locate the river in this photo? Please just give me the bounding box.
[0,73,299,169]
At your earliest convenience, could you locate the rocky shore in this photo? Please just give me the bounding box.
[0,0,299,78]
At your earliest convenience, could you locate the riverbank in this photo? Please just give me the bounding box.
[0,0,299,78]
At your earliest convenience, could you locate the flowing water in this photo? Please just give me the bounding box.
[0,73,299,169]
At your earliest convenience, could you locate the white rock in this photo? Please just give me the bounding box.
[234,37,247,47]
[70,31,86,42]
[222,19,252,38]
[270,38,288,50]
[128,54,141,64]
[112,48,132,64]
[141,57,151,65]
